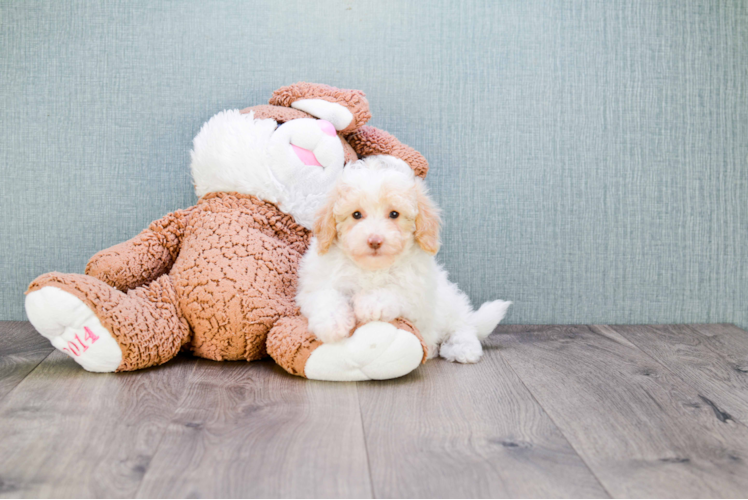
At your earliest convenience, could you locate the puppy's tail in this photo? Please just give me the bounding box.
[471,300,512,340]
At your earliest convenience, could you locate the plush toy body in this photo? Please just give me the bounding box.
[25,83,428,381]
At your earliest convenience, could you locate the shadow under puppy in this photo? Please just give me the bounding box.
[296,155,511,363]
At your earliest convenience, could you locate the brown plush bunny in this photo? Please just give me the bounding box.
[25,83,429,381]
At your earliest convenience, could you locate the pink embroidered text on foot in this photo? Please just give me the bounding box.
[62,326,100,357]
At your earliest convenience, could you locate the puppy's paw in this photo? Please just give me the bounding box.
[425,342,440,360]
[353,291,401,323]
[308,306,356,343]
[440,334,483,364]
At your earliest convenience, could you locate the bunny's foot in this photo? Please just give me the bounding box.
[268,317,427,382]
[26,286,122,372]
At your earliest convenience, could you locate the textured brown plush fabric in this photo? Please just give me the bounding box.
[169,192,309,362]
[346,126,429,179]
[85,208,193,292]
[270,82,371,134]
[266,315,323,377]
[29,192,309,370]
[28,272,190,371]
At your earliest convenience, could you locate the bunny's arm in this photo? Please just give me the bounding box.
[345,125,429,179]
[85,207,194,292]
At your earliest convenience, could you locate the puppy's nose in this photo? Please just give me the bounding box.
[367,235,384,250]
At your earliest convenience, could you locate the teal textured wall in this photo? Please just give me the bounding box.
[1,0,746,327]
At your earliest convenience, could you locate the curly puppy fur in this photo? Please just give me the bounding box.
[296,155,511,362]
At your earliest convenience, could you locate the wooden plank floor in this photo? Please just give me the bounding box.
[1,322,747,498]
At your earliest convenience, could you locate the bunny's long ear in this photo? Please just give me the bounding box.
[269,82,371,134]
[238,104,311,122]
[346,126,429,179]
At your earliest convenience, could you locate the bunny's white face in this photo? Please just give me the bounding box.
[271,118,343,168]
[267,117,346,192]
[190,111,348,229]
[264,117,347,228]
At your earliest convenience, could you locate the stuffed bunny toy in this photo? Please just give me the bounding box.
[25,83,429,381]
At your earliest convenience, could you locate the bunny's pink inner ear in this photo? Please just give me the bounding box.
[340,137,358,164]
[269,82,371,134]
[346,126,429,179]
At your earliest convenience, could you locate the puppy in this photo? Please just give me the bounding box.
[296,155,511,363]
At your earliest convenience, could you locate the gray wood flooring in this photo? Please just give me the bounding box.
[1,321,747,498]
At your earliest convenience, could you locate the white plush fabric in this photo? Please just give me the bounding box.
[291,99,354,131]
[304,321,424,381]
[25,287,122,372]
[190,110,345,229]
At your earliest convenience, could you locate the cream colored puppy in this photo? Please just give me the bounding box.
[296,155,511,363]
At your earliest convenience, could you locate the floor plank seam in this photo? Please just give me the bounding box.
[132,360,201,499]
[355,382,376,499]
[494,342,614,499]
[0,348,54,405]
[685,324,748,381]
[6,323,748,498]
[590,325,748,431]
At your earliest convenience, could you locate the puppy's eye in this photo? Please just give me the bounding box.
[352,211,363,220]
[389,211,400,219]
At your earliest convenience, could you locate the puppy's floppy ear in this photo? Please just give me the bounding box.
[414,180,441,255]
[314,189,339,254]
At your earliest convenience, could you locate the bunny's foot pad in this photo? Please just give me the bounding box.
[25,286,122,372]
[304,320,425,382]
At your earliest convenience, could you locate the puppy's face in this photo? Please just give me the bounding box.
[314,158,440,270]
